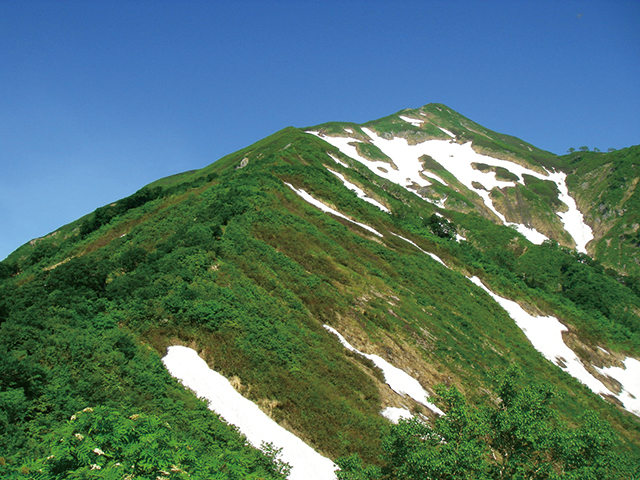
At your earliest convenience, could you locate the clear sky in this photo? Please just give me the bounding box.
[1,0,638,260]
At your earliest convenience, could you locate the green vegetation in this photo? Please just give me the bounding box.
[471,163,520,182]
[20,406,290,479]
[353,142,394,164]
[494,167,519,182]
[522,174,562,208]
[425,214,458,239]
[419,154,445,171]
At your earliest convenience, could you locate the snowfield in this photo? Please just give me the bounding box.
[469,277,640,417]
[324,325,444,416]
[307,128,593,251]
[163,346,338,480]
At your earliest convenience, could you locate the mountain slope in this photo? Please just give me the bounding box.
[1,105,639,477]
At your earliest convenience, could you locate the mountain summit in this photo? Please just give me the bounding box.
[1,104,639,477]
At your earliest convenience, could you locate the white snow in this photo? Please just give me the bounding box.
[306,130,432,192]
[468,277,640,417]
[307,130,593,252]
[327,168,390,212]
[438,127,455,138]
[162,346,337,480]
[344,128,353,133]
[507,223,549,244]
[390,232,448,267]
[595,357,640,416]
[327,153,349,168]
[381,406,413,423]
[285,183,383,237]
[399,115,424,127]
[469,277,609,394]
[324,325,444,415]
[547,171,594,253]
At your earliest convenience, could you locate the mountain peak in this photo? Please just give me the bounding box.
[1,103,639,478]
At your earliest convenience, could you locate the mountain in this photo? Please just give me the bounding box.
[1,104,639,478]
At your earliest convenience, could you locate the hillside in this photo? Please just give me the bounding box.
[1,104,639,478]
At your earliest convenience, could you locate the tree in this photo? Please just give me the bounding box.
[488,365,559,478]
[383,385,489,480]
[567,147,575,153]
[336,366,634,479]
[425,214,458,240]
[579,146,589,152]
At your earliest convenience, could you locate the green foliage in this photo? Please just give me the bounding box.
[494,166,519,182]
[382,386,488,480]
[15,406,289,479]
[425,214,457,239]
[80,186,164,237]
[522,174,562,208]
[419,154,445,171]
[338,368,635,479]
[353,142,393,164]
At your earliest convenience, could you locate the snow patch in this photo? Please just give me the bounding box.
[163,346,337,480]
[506,223,549,244]
[327,153,349,168]
[595,357,640,416]
[286,183,383,237]
[438,127,455,138]
[399,115,424,127]
[324,325,443,415]
[547,171,594,253]
[420,170,448,185]
[306,130,432,192]
[327,169,390,212]
[381,406,414,423]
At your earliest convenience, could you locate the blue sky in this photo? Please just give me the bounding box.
[1,0,638,260]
